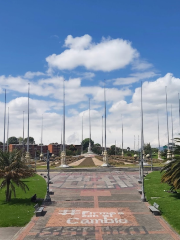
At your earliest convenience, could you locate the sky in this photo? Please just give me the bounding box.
[0,0,180,149]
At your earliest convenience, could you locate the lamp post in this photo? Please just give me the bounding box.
[45,150,51,202]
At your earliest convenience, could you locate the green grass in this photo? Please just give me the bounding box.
[0,174,47,227]
[144,171,180,234]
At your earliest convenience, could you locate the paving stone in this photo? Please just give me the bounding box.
[14,171,179,240]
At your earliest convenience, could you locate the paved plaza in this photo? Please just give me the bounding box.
[14,171,180,240]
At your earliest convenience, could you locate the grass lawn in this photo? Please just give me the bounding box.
[0,174,47,227]
[144,171,180,234]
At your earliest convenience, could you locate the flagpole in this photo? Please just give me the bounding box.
[102,116,103,154]
[102,81,108,166]
[122,115,124,157]
[88,98,92,153]
[178,93,180,133]
[6,107,9,152]
[25,83,30,162]
[3,89,6,152]
[140,81,146,201]
[60,80,68,167]
[171,105,174,160]
[41,114,43,154]
[165,86,170,160]
[81,114,83,155]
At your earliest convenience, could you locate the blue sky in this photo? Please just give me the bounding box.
[0,1,180,148]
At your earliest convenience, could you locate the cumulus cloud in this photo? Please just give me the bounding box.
[132,59,153,71]
[46,35,138,72]
[24,71,45,79]
[0,73,179,149]
[113,71,158,85]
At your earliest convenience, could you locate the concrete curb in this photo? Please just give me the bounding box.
[37,166,162,172]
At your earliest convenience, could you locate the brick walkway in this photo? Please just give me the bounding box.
[15,171,180,240]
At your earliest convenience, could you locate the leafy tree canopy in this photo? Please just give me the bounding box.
[82,138,94,150]
[7,136,19,144]
[24,137,35,144]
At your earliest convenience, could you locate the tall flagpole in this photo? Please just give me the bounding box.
[102,81,108,166]
[27,83,30,152]
[22,111,25,158]
[157,110,161,160]
[88,98,92,153]
[25,83,30,162]
[178,93,180,133]
[6,107,9,152]
[3,89,6,152]
[165,86,170,159]
[134,135,135,152]
[61,80,68,167]
[140,81,146,201]
[122,116,124,157]
[102,116,103,154]
[171,105,174,159]
[115,140,116,155]
[41,114,43,154]
[23,111,24,143]
[61,128,62,153]
[81,114,83,155]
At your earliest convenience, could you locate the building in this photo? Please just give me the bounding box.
[9,144,48,158]
[48,144,62,156]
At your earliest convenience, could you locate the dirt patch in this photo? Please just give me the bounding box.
[78,157,96,167]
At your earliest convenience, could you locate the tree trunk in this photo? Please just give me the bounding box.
[6,180,10,202]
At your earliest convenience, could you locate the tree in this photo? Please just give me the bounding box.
[92,143,102,154]
[161,137,180,190]
[144,143,151,155]
[82,138,94,151]
[18,137,23,144]
[24,137,35,144]
[108,145,115,155]
[7,136,19,144]
[0,142,3,145]
[0,150,35,202]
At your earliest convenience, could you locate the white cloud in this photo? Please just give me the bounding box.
[24,71,45,79]
[79,72,95,80]
[64,34,92,49]
[113,71,158,85]
[132,59,153,71]
[46,35,138,72]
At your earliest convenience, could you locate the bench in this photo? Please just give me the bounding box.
[149,202,160,215]
[34,203,44,217]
